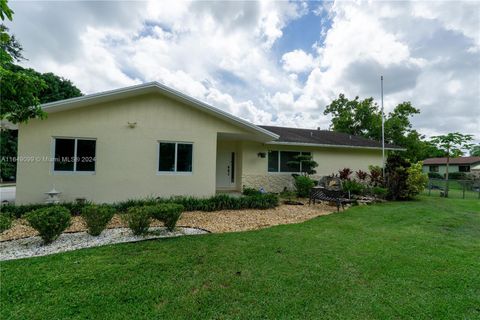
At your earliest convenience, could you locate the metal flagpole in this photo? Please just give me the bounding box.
[381,76,385,180]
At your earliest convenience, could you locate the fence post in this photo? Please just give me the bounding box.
[462,182,465,199]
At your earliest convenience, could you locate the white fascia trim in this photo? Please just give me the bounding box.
[41,82,279,140]
[265,141,406,151]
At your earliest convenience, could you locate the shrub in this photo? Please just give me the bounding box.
[406,162,428,198]
[147,203,184,231]
[0,203,53,219]
[25,206,71,244]
[81,204,116,236]
[242,187,261,196]
[447,172,469,180]
[0,214,12,233]
[428,172,443,179]
[355,170,368,181]
[338,168,353,180]
[293,175,315,198]
[0,201,94,219]
[63,201,93,216]
[342,180,364,196]
[368,165,384,187]
[123,207,151,235]
[240,193,279,209]
[372,187,388,199]
[116,194,280,213]
[385,154,410,200]
[115,198,158,213]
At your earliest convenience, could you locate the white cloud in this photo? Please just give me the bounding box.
[7,0,480,141]
[281,49,315,73]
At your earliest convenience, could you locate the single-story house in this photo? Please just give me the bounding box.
[15,82,402,204]
[422,157,480,177]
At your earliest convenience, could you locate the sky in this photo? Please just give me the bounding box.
[7,0,480,142]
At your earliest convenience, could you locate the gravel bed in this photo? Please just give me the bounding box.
[0,203,335,261]
[0,227,208,261]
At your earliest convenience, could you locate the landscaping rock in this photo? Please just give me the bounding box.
[0,227,207,261]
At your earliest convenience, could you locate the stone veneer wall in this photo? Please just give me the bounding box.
[242,174,322,193]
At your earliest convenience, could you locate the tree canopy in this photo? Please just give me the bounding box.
[324,94,443,162]
[0,0,82,180]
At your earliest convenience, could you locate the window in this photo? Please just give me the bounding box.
[158,142,193,173]
[429,165,439,173]
[54,138,96,172]
[268,151,279,172]
[459,165,470,172]
[268,151,311,173]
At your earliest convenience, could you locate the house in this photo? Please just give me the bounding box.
[15,82,403,204]
[422,157,480,177]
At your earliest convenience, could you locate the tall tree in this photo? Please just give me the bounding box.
[470,144,480,157]
[0,1,82,180]
[430,133,474,197]
[324,94,441,162]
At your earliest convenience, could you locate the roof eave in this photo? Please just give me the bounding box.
[265,141,405,151]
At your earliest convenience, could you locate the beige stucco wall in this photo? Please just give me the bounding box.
[16,93,250,204]
[239,142,384,192]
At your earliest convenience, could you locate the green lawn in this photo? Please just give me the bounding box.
[1,197,479,319]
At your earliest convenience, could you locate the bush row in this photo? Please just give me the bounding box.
[9,203,186,244]
[0,193,279,219]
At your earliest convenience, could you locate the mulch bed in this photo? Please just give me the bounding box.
[0,202,335,242]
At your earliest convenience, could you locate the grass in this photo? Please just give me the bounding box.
[1,197,479,319]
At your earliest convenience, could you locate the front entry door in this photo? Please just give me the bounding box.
[216,149,235,189]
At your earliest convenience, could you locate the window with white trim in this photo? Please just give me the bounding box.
[268,151,311,173]
[54,138,96,172]
[158,142,193,173]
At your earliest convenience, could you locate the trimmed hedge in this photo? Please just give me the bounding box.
[123,207,151,235]
[0,214,12,233]
[0,201,92,219]
[25,206,71,244]
[116,194,279,213]
[147,203,183,231]
[81,204,116,236]
[428,172,443,179]
[0,193,280,219]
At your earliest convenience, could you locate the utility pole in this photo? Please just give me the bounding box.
[381,76,385,181]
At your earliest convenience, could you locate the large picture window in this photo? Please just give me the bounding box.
[158,142,193,173]
[54,138,96,172]
[459,165,470,172]
[268,151,311,173]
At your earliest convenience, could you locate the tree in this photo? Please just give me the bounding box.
[430,133,474,197]
[324,94,442,162]
[0,0,82,180]
[470,144,480,157]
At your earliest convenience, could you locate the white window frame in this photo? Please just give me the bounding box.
[51,137,96,175]
[157,141,193,175]
[267,150,312,174]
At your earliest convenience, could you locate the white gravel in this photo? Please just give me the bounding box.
[0,227,208,261]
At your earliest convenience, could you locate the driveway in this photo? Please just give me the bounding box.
[0,186,16,204]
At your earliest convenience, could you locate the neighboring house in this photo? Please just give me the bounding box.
[15,82,402,204]
[422,157,480,177]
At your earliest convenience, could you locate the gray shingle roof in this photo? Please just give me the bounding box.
[259,125,403,150]
[423,157,480,165]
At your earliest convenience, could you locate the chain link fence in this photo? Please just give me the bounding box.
[424,178,480,200]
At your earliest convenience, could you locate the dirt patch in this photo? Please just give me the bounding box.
[0,203,335,242]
